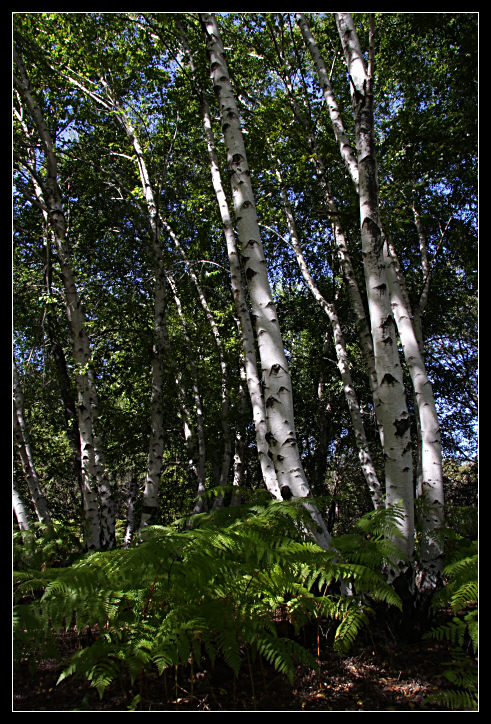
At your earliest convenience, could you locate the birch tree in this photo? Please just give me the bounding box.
[13,358,51,526]
[13,474,31,532]
[59,60,170,528]
[12,13,476,564]
[332,12,415,560]
[199,12,331,549]
[106,96,169,529]
[291,13,450,579]
[275,164,383,510]
[176,20,281,499]
[291,12,448,574]
[14,43,115,550]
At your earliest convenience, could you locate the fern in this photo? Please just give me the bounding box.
[13,520,84,571]
[14,499,403,700]
[423,537,478,710]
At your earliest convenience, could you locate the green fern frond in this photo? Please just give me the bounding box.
[444,553,478,583]
[332,599,370,654]
[449,581,478,613]
[423,532,478,710]
[14,499,407,699]
[354,503,407,541]
[435,687,477,710]
[253,634,318,684]
[425,617,467,648]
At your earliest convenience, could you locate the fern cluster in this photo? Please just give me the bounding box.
[423,534,478,710]
[13,520,84,571]
[14,499,404,701]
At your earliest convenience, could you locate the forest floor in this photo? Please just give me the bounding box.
[12,612,477,712]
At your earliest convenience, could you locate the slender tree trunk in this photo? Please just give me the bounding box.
[200,12,330,550]
[14,47,114,550]
[300,12,445,576]
[296,12,360,191]
[312,330,334,491]
[271,64,383,449]
[102,91,168,529]
[167,273,208,513]
[13,473,31,532]
[13,359,51,526]
[160,217,233,489]
[42,230,85,520]
[383,229,444,588]
[231,362,248,505]
[141,279,167,529]
[335,12,414,560]
[197,85,281,499]
[275,165,384,510]
[15,104,85,521]
[336,12,443,583]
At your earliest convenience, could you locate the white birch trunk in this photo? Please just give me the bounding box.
[296,12,360,191]
[335,13,414,559]
[13,360,51,526]
[275,166,384,510]
[383,232,444,587]
[299,13,445,580]
[14,48,112,550]
[200,13,330,549]
[198,89,281,499]
[160,217,233,489]
[13,474,31,532]
[104,95,168,529]
[275,73,382,447]
[232,365,248,499]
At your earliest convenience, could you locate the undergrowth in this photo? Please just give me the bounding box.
[13,498,477,710]
[423,527,478,710]
[14,499,405,702]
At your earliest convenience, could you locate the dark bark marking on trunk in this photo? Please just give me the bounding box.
[394,416,411,437]
[381,373,399,386]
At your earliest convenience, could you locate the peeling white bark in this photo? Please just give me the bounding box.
[335,13,415,558]
[13,474,31,532]
[14,48,114,550]
[13,359,51,526]
[200,12,330,549]
[275,165,383,510]
[199,90,281,499]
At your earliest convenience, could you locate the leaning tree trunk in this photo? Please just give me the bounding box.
[14,47,114,550]
[13,472,31,533]
[15,101,85,523]
[198,89,281,500]
[102,89,169,529]
[335,12,415,561]
[275,164,384,510]
[296,12,360,192]
[200,12,330,550]
[275,70,383,450]
[13,358,51,526]
[176,20,280,499]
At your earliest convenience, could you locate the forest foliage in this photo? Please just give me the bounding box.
[13,11,477,710]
